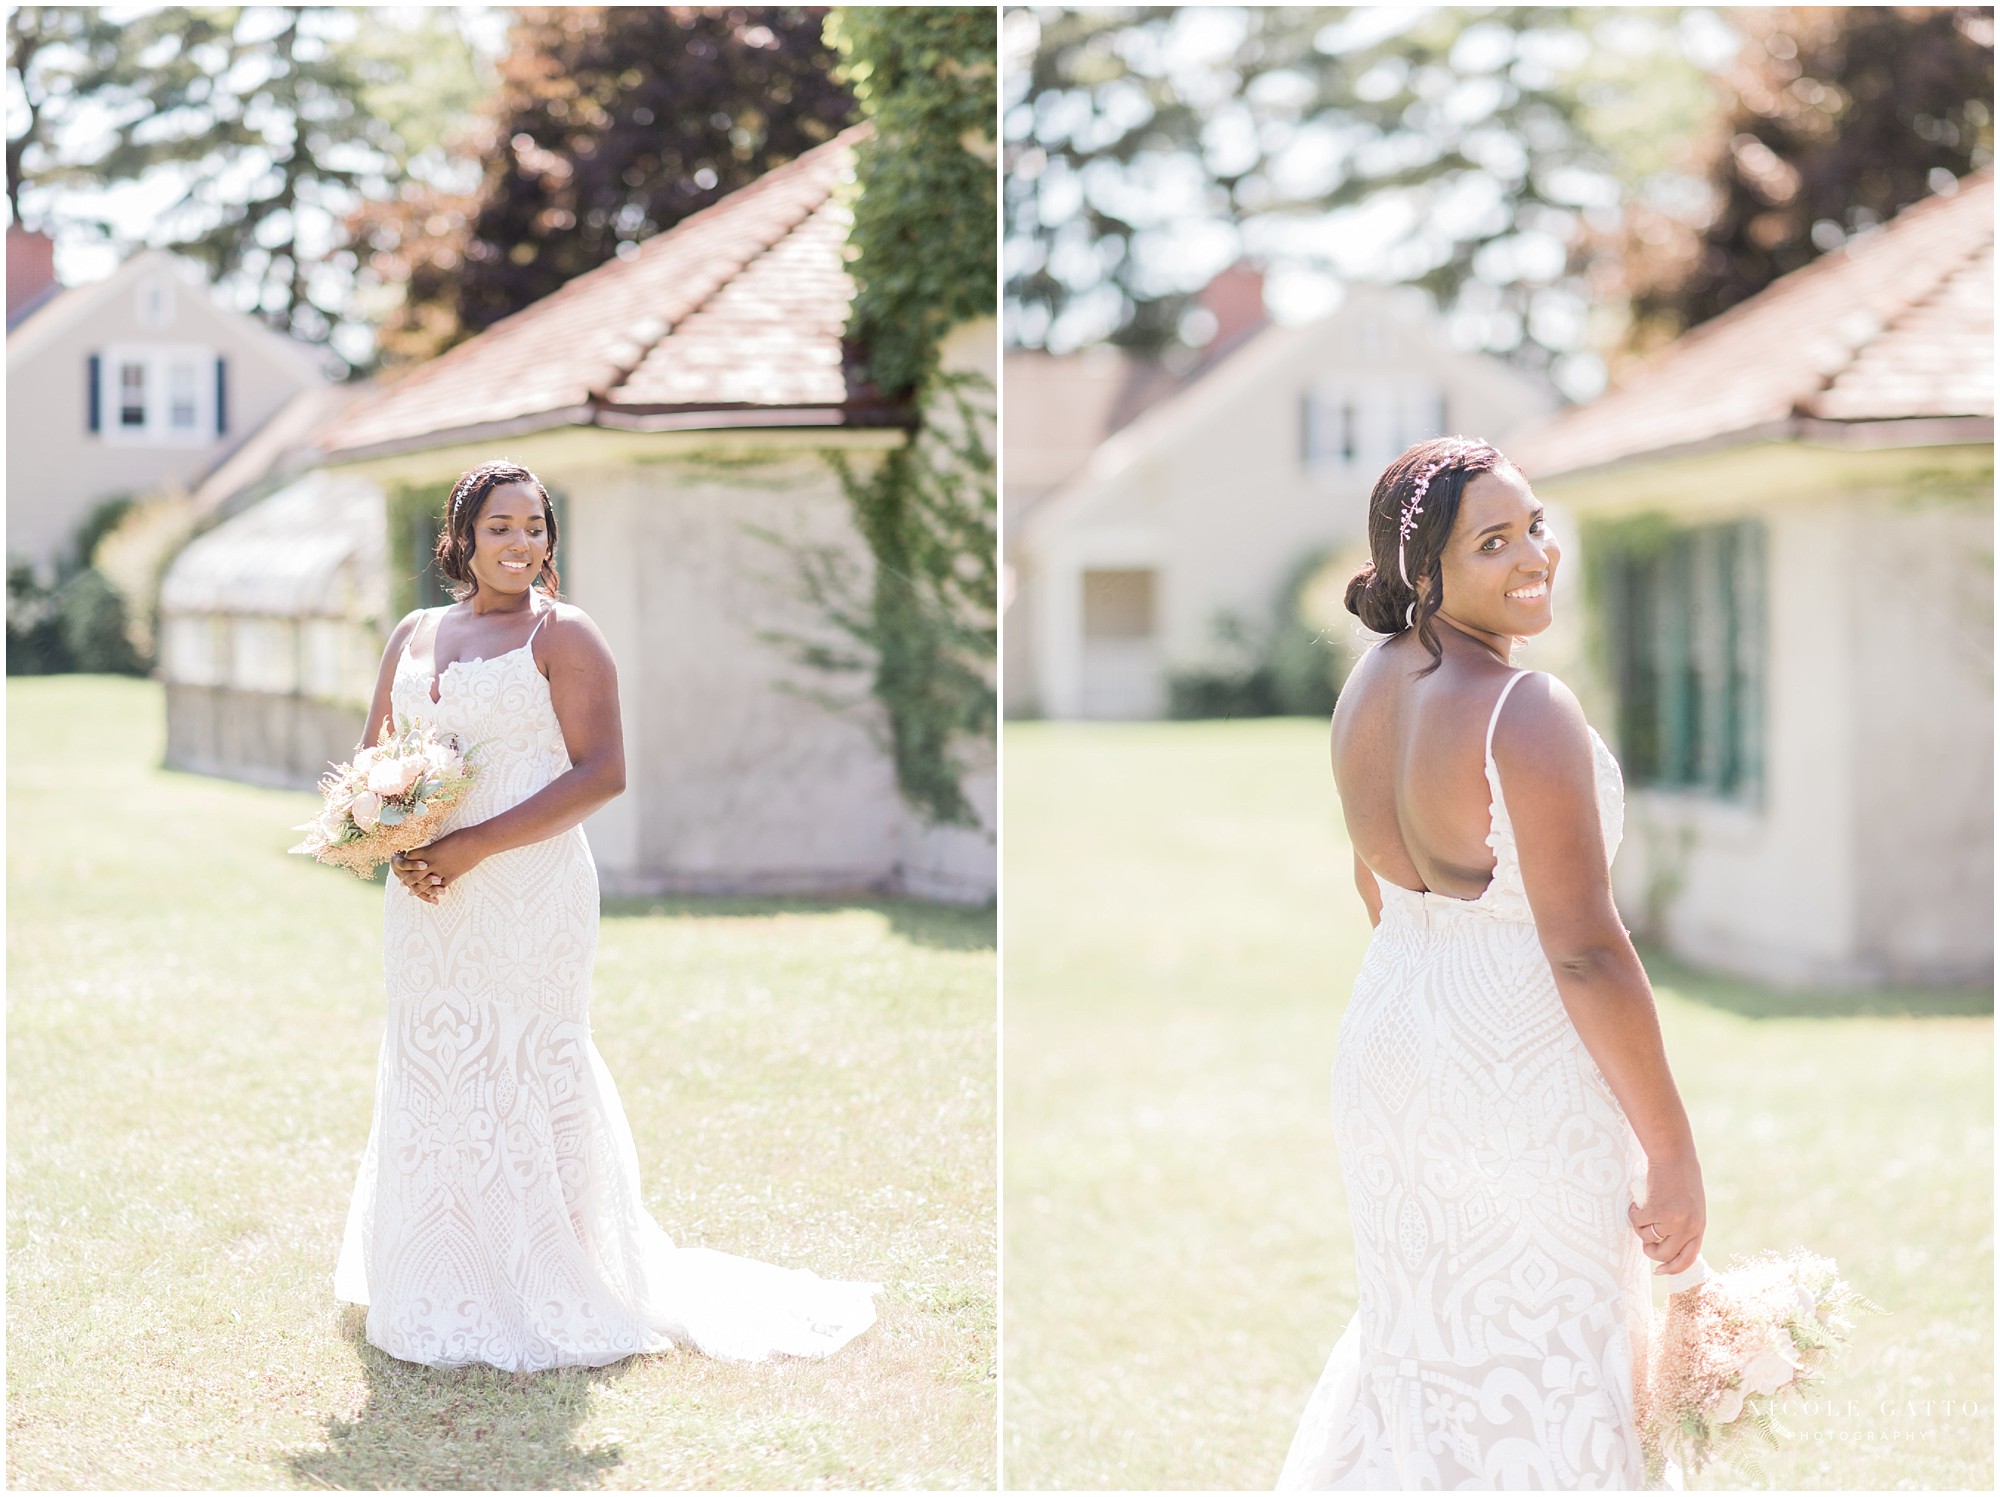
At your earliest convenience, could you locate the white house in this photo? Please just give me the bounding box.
[1009,284,1554,718]
[1511,171,1993,989]
[255,124,997,904]
[5,246,328,573]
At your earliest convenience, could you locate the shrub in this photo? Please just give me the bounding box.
[1166,552,1348,720]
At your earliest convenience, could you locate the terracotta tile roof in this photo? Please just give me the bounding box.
[1512,171,1993,479]
[322,124,893,460]
[1811,241,1992,422]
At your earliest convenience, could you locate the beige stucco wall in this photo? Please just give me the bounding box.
[1021,291,1553,718]
[557,454,907,897]
[1537,441,1993,988]
[1848,485,1992,983]
[899,316,998,901]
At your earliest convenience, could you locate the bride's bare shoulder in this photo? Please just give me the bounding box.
[534,599,617,669]
[1490,670,1595,782]
[1333,638,1400,726]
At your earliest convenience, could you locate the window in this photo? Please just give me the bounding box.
[137,277,173,328]
[1081,569,1154,640]
[119,362,147,427]
[1597,519,1765,800]
[1302,390,1360,472]
[98,344,215,445]
[169,361,199,430]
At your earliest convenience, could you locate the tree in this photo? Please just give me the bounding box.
[7,6,486,368]
[1004,6,1724,387]
[7,6,126,225]
[1619,6,1993,350]
[350,6,855,368]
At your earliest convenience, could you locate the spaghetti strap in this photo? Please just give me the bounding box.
[524,605,551,647]
[1484,669,1531,765]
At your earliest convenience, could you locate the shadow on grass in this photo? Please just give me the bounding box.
[601,893,995,953]
[1640,945,1994,1021]
[286,1307,633,1490]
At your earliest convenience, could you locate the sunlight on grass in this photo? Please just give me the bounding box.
[7,677,995,1490]
[1002,719,1992,1491]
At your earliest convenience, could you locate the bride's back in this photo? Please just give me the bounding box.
[1331,631,1520,901]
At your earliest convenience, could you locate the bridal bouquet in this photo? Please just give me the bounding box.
[289,716,476,878]
[1640,1250,1877,1487]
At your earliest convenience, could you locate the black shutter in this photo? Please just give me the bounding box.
[214,356,228,436]
[87,353,101,433]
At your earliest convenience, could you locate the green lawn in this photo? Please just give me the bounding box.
[7,677,995,1490]
[1002,719,1993,1491]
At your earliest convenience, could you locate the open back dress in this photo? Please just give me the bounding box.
[1278,669,1652,1489]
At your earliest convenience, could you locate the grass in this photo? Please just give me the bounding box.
[1001,718,1993,1491]
[7,676,996,1490]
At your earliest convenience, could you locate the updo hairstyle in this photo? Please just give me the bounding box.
[434,460,561,602]
[1345,436,1512,675]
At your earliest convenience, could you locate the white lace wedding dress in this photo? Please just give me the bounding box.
[1279,669,1653,1489]
[334,607,880,1370]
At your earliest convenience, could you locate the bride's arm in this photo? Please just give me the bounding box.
[357,609,425,753]
[1495,670,1705,1276]
[1353,852,1383,928]
[397,604,625,898]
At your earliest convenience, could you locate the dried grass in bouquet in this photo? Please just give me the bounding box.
[289,716,478,878]
[1640,1249,1879,1488]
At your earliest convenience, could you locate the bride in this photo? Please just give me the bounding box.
[333,459,880,1370]
[1278,438,1703,1489]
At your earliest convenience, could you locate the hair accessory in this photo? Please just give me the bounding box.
[1395,452,1448,628]
[1396,455,1453,591]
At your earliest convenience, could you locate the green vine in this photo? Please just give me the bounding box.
[827,7,997,399]
[383,480,454,623]
[815,7,996,826]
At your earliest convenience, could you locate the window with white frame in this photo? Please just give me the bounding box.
[1301,389,1360,472]
[169,360,200,430]
[99,344,216,446]
[137,275,174,328]
[1305,384,1448,472]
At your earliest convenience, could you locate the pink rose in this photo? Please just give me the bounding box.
[353,745,381,772]
[368,756,421,798]
[349,790,382,830]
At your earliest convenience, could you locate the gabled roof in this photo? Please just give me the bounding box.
[321,123,897,462]
[1017,286,1552,554]
[1512,171,1994,480]
[4,247,325,382]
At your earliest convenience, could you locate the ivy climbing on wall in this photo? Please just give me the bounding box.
[821,6,997,827]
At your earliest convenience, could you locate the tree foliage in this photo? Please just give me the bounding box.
[828,5,998,396]
[351,6,854,369]
[7,5,484,367]
[1005,5,1722,377]
[1619,6,1993,349]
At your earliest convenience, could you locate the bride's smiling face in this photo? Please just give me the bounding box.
[1432,465,1559,639]
[467,481,550,596]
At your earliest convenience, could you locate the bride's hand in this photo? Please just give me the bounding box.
[390,849,443,903]
[1629,1155,1705,1275]
[392,832,484,902]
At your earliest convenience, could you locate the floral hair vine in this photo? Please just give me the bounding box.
[1395,447,1467,628]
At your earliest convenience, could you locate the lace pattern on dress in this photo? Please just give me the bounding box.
[1278,670,1651,1489]
[333,610,879,1369]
